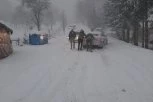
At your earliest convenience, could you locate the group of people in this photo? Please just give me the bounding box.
[69,29,94,52]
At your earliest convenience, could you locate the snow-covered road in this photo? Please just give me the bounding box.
[0,35,153,102]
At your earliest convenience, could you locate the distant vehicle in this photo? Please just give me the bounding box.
[67,31,80,43]
[100,31,108,46]
[74,31,79,43]
[67,25,83,43]
[83,31,108,48]
[94,28,108,46]
[66,25,89,43]
[67,25,76,30]
[94,28,103,32]
[66,25,77,41]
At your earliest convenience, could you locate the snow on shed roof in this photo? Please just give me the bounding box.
[0,22,13,34]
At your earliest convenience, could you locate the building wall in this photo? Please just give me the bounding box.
[0,32,11,44]
[0,29,13,59]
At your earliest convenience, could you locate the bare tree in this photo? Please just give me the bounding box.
[76,0,104,30]
[12,6,31,25]
[61,11,67,33]
[22,0,50,31]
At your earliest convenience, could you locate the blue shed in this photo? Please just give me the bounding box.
[29,33,48,45]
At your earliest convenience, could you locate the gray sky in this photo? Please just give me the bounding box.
[52,0,77,23]
[0,0,14,21]
[0,0,77,23]
[0,0,105,24]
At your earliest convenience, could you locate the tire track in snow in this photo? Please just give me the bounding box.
[64,61,88,102]
[41,44,81,102]
[18,40,77,102]
[20,36,80,102]
[43,51,89,102]
[0,64,51,102]
[46,59,80,102]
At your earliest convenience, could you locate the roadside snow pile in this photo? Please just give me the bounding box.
[0,20,12,28]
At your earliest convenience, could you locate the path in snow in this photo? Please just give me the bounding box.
[0,36,153,102]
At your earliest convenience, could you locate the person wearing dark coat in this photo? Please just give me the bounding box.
[78,29,86,51]
[86,33,94,52]
[69,29,76,49]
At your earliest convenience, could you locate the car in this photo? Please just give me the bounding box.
[68,25,76,29]
[83,31,108,48]
[94,28,103,32]
[93,29,108,46]
[74,31,80,43]
[67,31,79,43]
[66,25,89,43]
[100,32,108,46]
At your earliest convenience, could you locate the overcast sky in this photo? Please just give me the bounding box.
[53,0,77,23]
[0,0,77,23]
[0,0,105,24]
[0,0,13,21]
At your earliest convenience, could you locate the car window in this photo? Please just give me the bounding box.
[101,32,106,36]
[95,28,102,32]
[93,34,99,37]
[101,33,105,36]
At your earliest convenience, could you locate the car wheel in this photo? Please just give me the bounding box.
[99,44,103,49]
[83,45,86,48]
[106,40,108,45]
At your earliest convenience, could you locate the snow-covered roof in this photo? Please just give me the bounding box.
[89,31,101,35]
[0,22,13,34]
[73,24,91,34]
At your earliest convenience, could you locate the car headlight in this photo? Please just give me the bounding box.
[75,36,79,40]
[76,36,78,39]
[40,36,44,40]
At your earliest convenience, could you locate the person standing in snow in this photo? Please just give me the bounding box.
[86,33,94,52]
[78,29,86,51]
[69,29,76,49]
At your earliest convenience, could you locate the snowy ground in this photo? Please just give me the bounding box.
[0,35,153,102]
